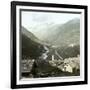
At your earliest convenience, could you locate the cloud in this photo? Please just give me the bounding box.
[22,11,80,32]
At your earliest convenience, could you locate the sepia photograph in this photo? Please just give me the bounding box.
[21,10,80,79]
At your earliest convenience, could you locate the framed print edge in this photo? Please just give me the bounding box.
[84,6,88,84]
[11,1,17,89]
[11,1,88,89]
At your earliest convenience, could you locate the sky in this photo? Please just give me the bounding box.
[21,11,81,36]
[22,11,80,28]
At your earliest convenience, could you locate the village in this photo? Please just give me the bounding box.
[21,49,80,78]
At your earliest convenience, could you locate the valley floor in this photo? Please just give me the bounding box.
[21,55,80,78]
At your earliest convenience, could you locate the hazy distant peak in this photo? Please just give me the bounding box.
[66,18,80,24]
